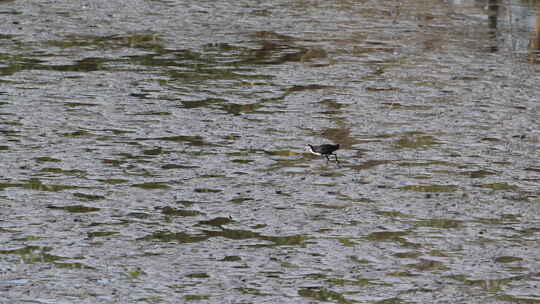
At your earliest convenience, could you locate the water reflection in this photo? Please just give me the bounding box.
[445,0,540,58]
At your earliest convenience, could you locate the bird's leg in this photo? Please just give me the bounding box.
[334,154,339,162]
[324,154,330,162]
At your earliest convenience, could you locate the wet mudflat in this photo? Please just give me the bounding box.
[1,0,540,303]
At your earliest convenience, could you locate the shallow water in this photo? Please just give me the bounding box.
[1,0,540,303]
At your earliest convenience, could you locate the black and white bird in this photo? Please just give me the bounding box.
[305,144,340,163]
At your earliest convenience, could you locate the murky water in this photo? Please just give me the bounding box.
[2,0,540,303]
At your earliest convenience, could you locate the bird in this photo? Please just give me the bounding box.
[305,144,340,163]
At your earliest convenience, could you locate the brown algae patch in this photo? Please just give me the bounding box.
[400,184,458,192]
[46,204,100,213]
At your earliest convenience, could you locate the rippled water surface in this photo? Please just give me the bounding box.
[2,0,540,303]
